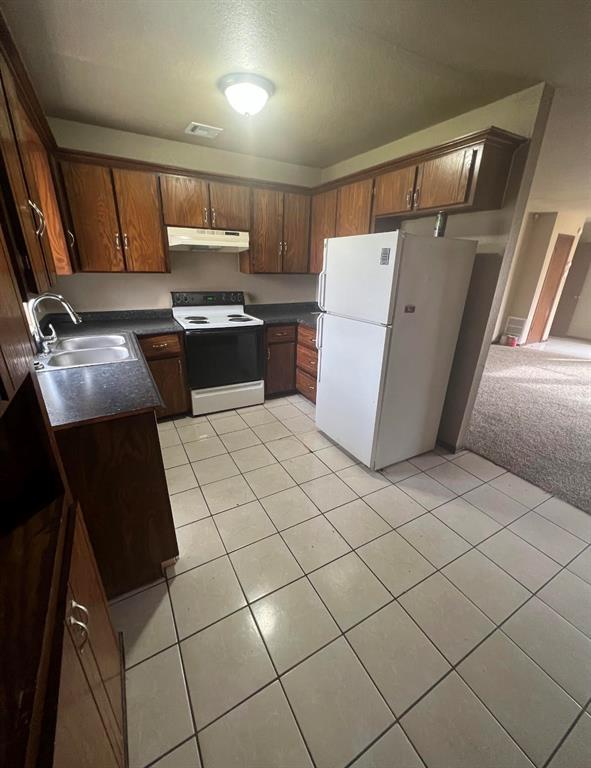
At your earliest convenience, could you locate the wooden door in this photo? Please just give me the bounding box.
[527,234,576,344]
[0,227,34,398]
[113,169,167,272]
[149,357,189,417]
[61,161,125,272]
[282,193,310,273]
[309,189,337,274]
[209,181,250,230]
[335,179,373,237]
[251,188,283,273]
[373,166,417,216]
[415,148,476,210]
[160,174,209,227]
[68,509,123,734]
[266,341,296,395]
[0,74,51,293]
[53,620,120,768]
[551,243,591,337]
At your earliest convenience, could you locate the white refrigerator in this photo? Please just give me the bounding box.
[315,231,476,470]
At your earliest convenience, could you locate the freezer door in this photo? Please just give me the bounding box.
[315,313,389,466]
[319,231,401,325]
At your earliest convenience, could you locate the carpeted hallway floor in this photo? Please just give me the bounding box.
[465,337,591,512]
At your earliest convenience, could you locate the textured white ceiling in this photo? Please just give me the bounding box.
[2,0,590,167]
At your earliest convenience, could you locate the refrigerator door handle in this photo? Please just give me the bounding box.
[315,313,324,351]
[317,271,327,311]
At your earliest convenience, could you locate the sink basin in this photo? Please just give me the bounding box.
[45,347,133,368]
[53,334,126,351]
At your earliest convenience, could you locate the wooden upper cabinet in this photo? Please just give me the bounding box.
[61,161,125,272]
[309,189,337,274]
[336,179,373,237]
[282,193,310,273]
[160,174,208,227]
[112,169,167,272]
[209,181,250,230]
[415,148,477,211]
[251,188,283,273]
[374,166,416,217]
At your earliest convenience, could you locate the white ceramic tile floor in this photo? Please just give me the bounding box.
[119,401,591,768]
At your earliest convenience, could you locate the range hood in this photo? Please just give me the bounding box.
[167,227,249,253]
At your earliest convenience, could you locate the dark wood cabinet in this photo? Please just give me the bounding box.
[295,324,318,402]
[250,188,284,273]
[283,193,310,273]
[61,161,125,272]
[374,166,416,217]
[265,324,296,395]
[336,179,374,237]
[209,181,250,230]
[309,189,337,274]
[244,189,310,273]
[415,147,476,211]
[139,332,189,418]
[161,174,250,231]
[61,162,167,272]
[112,168,167,272]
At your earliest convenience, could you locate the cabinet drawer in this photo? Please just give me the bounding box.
[139,333,181,360]
[267,324,296,343]
[296,368,317,403]
[297,323,317,349]
[296,344,318,377]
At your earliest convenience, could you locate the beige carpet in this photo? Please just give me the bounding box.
[465,340,591,512]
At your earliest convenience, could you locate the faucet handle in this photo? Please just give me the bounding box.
[42,323,58,344]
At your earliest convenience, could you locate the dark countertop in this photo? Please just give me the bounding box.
[44,309,183,338]
[35,331,163,430]
[246,302,320,329]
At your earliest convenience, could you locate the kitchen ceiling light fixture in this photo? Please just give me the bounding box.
[219,73,275,116]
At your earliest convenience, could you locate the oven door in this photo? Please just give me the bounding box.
[185,326,264,390]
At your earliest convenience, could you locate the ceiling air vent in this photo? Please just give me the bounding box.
[184,122,223,139]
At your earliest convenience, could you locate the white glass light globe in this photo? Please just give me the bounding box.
[219,74,275,117]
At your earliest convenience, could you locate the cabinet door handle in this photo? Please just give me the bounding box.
[71,598,89,623]
[115,233,121,250]
[28,199,43,235]
[203,207,209,226]
[413,187,420,208]
[69,615,89,651]
[211,207,216,227]
[283,241,287,256]
[123,233,129,250]
[267,348,271,360]
[406,189,412,209]
[67,229,75,248]
[278,241,282,257]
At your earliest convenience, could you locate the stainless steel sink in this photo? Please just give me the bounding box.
[53,334,126,351]
[35,332,137,370]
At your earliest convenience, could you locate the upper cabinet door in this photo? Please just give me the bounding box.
[282,193,310,273]
[251,188,283,273]
[373,166,416,217]
[415,148,477,210]
[208,181,250,230]
[112,169,167,272]
[335,179,373,237]
[160,174,209,227]
[309,189,337,274]
[61,162,125,272]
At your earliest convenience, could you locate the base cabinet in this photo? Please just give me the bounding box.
[295,324,318,402]
[265,325,296,395]
[139,333,189,418]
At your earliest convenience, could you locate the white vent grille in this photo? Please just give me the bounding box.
[184,122,223,139]
[504,315,526,337]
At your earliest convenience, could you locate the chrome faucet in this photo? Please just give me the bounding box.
[27,292,82,353]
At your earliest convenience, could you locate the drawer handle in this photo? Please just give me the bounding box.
[152,342,169,349]
[71,598,89,623]
[275,332,287,337]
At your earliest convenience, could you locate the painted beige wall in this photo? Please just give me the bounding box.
[49,117,321,187]
[568,259,591,339]
[53,252,318,311]
[321,84,544,182]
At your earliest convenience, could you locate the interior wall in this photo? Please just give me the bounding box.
[568,258,591,339]
[53,252,318,311]
[321,84,544,182]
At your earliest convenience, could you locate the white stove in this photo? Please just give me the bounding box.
[171,291,265,415]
